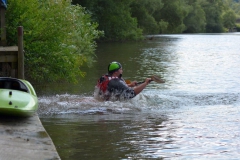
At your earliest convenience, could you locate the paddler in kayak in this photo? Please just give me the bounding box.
[94,61,151,101]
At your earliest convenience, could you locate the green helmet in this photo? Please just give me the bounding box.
[108,61,122,73]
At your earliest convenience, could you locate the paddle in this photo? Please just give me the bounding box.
[125,75,165,85]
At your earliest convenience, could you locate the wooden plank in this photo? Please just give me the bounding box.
[18,26,24,79]
[0,7,7,46]
[0,46,18,52]
[0,55,18,62]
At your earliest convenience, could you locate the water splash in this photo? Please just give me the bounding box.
[38,93,145,116]
[38,91,240,116]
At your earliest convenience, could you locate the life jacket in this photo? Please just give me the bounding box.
[97,75,119,93]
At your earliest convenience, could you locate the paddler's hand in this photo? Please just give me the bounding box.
[128,81,138,87]
[145,78,152,85]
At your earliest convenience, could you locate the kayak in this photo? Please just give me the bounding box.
[0,77,38,117]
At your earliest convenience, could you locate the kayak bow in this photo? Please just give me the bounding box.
[0,77,38,117]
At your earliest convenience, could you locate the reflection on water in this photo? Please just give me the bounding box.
[41,112,168,160]
[39,33,240,159]
[41,103,240,159]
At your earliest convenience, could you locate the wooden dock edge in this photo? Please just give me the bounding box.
[0,113,61,160]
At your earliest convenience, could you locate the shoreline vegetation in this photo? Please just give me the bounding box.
[4,0,240,83]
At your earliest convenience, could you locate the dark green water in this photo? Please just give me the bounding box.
[38,33,240,159]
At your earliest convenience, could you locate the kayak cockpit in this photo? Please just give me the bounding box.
[0,77,29,93]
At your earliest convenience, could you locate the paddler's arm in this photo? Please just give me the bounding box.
[127,81,137,87]
[133,78,151,95]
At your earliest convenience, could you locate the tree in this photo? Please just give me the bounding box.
[183,0,206,33]
[222,9,237,29]
[130,0,164,34]
[200,0,225,32]
[6,0,102,82]
[223,0,240,17]
[73,0,143,41]
[153,0,189,33]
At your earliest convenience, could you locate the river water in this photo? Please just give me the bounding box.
[38,33,240,159]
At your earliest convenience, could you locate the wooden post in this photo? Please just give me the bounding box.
[0,6,7,46]
[18,26,24,79]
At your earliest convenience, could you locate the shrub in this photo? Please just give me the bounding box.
[6,0,103,82]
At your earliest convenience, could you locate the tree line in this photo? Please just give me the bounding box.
[4,0,239,83]
[73,0,239,41]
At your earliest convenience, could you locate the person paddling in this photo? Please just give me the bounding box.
[94,61,151,101]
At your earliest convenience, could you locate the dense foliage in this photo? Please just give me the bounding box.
[72,0,143,41]
[73,0,239,36]
[6,0,103,82]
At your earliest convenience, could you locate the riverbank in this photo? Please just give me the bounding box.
[0,113,60,160]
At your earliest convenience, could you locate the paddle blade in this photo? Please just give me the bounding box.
[125,79,131,84]
[151,75,165,83]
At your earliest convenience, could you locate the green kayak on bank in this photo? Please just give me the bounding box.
[0,77,38,117]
